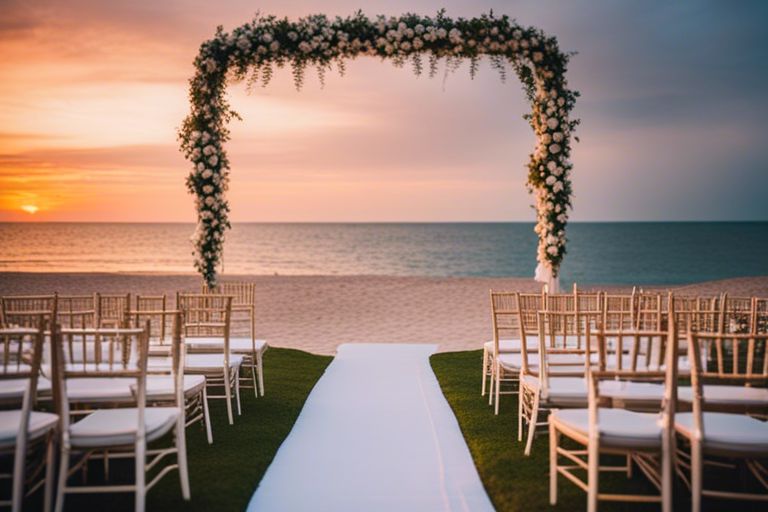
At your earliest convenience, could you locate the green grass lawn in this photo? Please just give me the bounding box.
[39,347,332,511]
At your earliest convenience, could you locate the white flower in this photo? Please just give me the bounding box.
[553,167,563,177]
[261,33,273,44]
[520,39,529,49]
[190,131,202,140]
[288,31,298,41]
[557,97,565,107]
[404,28,414,39]
[270,41,280,52]
[202,169,213,179]
[546,118,559,130]
[549,144,562,154]
[541,133,552,144]
[201,132,211,144]
[436,28,447,39]
[208,155,218,166]
[448,28,462,43]
[552,132,564,142]
[557,213,568,223]
[204,196,215,206]
[491,27,499,36]
[547,161,557,171]
[400,41,411,51]
[547,246,559,256]
[191,148,202,161]
[513,29,522,39]
[236,36,250,51]
[553,181,564,193]
[196,162,205,172]
[202,185,214,194]
[412,37,423,50]
[415,24,425,34]
[204,58,218,73]
[298,41,311,53]
[203,145,215,156]
[532,52,543,62]
[545,175,556,185]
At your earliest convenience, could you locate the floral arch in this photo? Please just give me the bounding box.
[179,11,579,288]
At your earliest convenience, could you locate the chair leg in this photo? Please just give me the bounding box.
[11,433,27,512]
[135,439,146,512]
[587,437,599,512]
[250,356,258,398]
[691,441,703,512]
[488,358,496,406]
[54,446,69,512]
[257,350,265,397]
[549,421,558,505]
[518,385,524,442]
[202,387,213,444]
[481,347,488,396]
[494,363,502,415]
[524,392,540,456]
[223,368,234,425]
[175,418,191,500]
[44,434,55,512]
[235,367,242,416]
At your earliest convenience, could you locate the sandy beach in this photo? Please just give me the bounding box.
[2,272,767,355]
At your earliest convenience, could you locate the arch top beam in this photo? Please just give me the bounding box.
[180,11,579,287]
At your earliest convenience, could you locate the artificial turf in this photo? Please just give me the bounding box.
[39,347,332,511]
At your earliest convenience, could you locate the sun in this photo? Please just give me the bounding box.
[21,204,39,215]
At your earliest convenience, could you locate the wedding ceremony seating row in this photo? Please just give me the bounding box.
[0,282,268,511]
[482,287,768,511]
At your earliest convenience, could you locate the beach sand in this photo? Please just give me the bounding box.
[2,273,767,355]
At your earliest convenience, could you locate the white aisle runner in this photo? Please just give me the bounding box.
[247,343,494,512]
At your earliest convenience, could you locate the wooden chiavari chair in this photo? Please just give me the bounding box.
[0,321,57,512]
[51,322,190,512]
[0,295,57,330]
[675,327,768,511]
[549,301,677,512]
[175,294,241,425]
[131,303,213,444]
[519,307,600,455]
[487,291,544,413]
[200,281,267,397]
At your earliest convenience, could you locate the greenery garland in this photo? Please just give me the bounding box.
[179,10,579,287]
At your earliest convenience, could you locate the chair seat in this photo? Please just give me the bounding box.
[66,377,135,403]
[0,379,33,402]
[0,410,58,448]
[551,408,663,449]
[69,407,179,448]
[484,338,540,354]
[144,375,207,400]
[675,412,768,456]
[148,354,243,373]
[678,385,768,408]
[521,374,587,405]
[186,337,268,354]
[600,380,665,405]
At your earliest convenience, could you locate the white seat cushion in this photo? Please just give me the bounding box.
[551,408,663,449]
[678,385,768,407]
[0,410,58,448]
[69,407,179,448]
[0,379,32,401]
[521,374,587,405]
[66,377,135,404]
[186,337,268,354]
[675,412,768,455]
[148,354,243,373]
[599,380,665,404]
[483,338,540,354]
[144,375,207,400]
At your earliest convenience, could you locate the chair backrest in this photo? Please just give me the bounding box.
[133,295,169,343]
[489,291,521,357]
[686,327,768,438]
[602,293,636,333]
[202,281,255,307]
[0,294,58,329]
[756,297,768,334]
[533,309,600,399]
[50,323,157,439]
[518,292,544,336]
[96,293,130,328]
[176,293,232,357]
[57,294,97,329]
[636,292,663,331]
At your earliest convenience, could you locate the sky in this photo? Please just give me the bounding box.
[1,0,767,222]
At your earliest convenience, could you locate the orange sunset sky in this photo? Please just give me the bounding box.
[1,0,767,223]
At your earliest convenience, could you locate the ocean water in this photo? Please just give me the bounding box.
[0,222,766,285]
